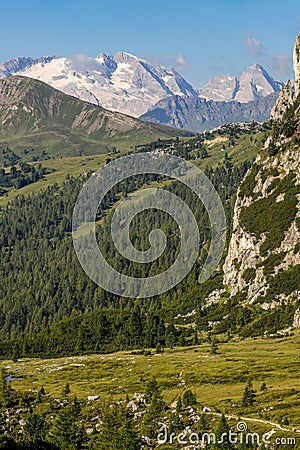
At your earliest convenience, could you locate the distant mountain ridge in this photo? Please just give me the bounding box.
[140,93,279,133]
[0,53,284,128]
[0,56,56,78]
[0,53,199,118]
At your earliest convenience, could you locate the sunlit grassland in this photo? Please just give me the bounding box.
[0,131,265,207]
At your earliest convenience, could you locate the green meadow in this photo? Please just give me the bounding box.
[0,127,266,206]
[1,332,299,433]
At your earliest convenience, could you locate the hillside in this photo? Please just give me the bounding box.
[0,76,190,165]
[0,335,299,449]
[0,121,268,204]
[0,120,270,358]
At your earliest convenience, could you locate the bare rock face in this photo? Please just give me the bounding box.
[294,31,300,94]
[293,309,300,328]
[223,148,300,304]
[270,80,294,121]
[270,32,300,122]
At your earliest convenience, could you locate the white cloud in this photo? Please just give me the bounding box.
[166,52,189,71]
[69,54,101,72]
[241,34,293,80]
[243,35,265,58]
[138,51,190,72]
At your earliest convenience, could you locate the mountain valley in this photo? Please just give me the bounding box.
[0,17,299,450]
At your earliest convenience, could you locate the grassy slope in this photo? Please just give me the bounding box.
[0,76,190,163]
[1,333,300,434]
[0,130,266,207]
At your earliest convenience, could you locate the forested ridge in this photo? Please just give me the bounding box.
[0,157,253,358]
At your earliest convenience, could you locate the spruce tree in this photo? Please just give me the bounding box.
[50,396,86,450]
[182,390,197,408]
[214,414,234,449]
[22,412,48,444]
[0,370,11,407]
[96,403,139,450]
[242,381,256,407]
[142,390,166,439]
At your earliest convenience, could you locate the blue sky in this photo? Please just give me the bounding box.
[1,0,300,87]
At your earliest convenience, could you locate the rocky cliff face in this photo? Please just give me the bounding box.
[223,32,300,322]
[270,80,294,122]
[271,31,300,123]
[294,32,300,95]
[223,146,300,303]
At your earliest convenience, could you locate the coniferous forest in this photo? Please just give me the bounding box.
[0,158,253,359]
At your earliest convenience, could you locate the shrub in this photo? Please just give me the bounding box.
[242,267,256,283]
[294,242,300,254]
[261,251,286,279]
[239,164,259,199]
[268,264,300,296]
[240,173,300,256]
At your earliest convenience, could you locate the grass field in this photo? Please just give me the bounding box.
[0,154,107,205]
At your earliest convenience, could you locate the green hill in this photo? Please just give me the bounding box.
[0,76,191,165]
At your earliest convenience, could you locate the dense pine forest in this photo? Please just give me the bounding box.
[0,156,249,358]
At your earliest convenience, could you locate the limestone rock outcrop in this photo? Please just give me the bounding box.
[223,147,300,303]
[294,31,300,94]
[270,32,300,122]
[293,310,300,328]
[270,80,294,121]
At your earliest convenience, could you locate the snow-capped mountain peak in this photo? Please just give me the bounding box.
[199,64,283,103]
[234,64,283,102]
[0,52,283,119]
[114,51,141,63]
[0,52,198,117]
[198,74,239,102]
